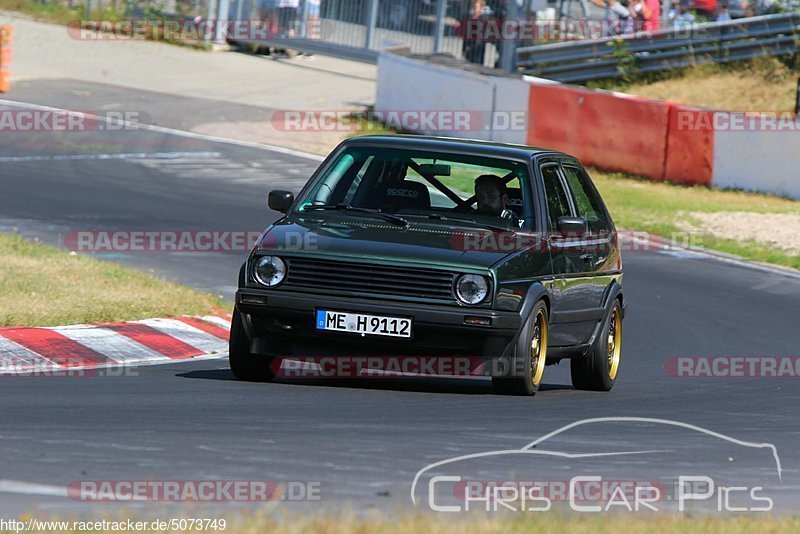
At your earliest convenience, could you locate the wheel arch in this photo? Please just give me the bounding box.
[587,280,624,348]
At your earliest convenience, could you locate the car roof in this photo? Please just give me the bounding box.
[340,134,572,161]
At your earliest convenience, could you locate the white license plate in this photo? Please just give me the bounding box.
[316,309,412,338]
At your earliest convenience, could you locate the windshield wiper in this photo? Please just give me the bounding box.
[301,204,408,226]
[421,213,513,233]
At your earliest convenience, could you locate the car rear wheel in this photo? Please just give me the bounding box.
[492,300,548,396]
[571,299,622,391]
[229,309,276,382]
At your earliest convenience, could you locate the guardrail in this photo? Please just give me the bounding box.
[516,13,800,83]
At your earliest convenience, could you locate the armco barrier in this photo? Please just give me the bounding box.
[0,25,11,93]
[663,105,714,186]
[526,82,669,180]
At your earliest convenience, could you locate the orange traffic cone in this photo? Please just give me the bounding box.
[0,25,12,92]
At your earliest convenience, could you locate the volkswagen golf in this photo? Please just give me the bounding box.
[230,135,625,396]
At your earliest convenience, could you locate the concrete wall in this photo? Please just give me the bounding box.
[376,52,529,144]
[714,117,800,198]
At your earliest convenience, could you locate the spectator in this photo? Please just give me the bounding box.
[259,0,279,38]
[717,1,732,21]
[630,0,661,32]
[277,0,300,38]
[671,1,696,29]
[305,0,321,39]
[387,0,411,31]
[458,0,493,66]
[589,0,633,36]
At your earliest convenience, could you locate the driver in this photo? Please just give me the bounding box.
[474,174,520,225]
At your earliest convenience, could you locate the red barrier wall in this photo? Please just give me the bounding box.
[526,82,670,180]
[663,105,714,186]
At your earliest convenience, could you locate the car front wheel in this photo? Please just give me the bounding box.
[229,308,276,382]
[492,300,548,396]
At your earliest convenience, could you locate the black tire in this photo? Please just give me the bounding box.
[229,309,276,382]
[571,299,622,391]
[492,300,549,396]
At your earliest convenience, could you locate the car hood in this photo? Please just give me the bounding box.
[254,215,525,271]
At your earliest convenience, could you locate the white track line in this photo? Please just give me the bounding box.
[0,98,325,162]
[0,479,69,497]
[0,151,222,163]
[137,318,227,354]
[48,325,167,364]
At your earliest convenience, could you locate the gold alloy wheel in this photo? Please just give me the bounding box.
[530,309,548,386]
[607,306,622,381]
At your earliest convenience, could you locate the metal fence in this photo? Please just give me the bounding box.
[516,12,800,83]
[224,0,502,67]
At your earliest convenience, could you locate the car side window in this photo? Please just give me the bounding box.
[541,164,571,230]
[562,165,611,234]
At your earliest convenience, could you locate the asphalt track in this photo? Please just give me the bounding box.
[1,81,799,519]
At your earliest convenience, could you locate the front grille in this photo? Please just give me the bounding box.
[284,257,456,301]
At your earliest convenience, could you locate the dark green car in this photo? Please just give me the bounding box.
[230,135,625,396]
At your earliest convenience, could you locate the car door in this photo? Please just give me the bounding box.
[538,160,597,347]
[560,162,620,310]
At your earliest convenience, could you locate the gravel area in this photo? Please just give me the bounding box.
[685,211,800,255]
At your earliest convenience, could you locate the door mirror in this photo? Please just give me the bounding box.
[268,190,294,213]
[556,216,588,236]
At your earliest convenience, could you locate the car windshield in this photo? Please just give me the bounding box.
[294,146,531,229]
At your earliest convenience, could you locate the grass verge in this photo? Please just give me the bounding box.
[244,514,799,534]
[590,169,800,270]
[9,512,800,533]
[0,233,223,327]
[0,1,212,49]
[589,57,799,112]
[0,0,119,27]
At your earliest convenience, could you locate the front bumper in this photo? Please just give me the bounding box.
[235,289,522,359]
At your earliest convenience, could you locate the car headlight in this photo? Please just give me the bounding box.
[455,274,489,305]
[253,256,286,287]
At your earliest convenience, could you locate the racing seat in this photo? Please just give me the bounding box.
[505,187,524,218]
[379,181,431,213]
